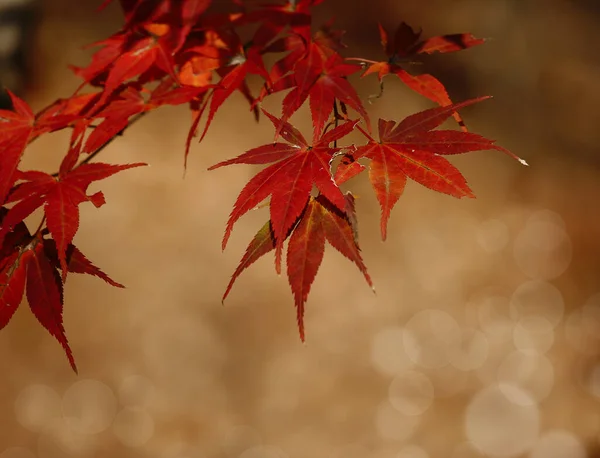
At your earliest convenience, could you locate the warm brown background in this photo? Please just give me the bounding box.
[1,1,599,457]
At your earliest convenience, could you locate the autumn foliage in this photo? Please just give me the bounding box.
[0,0,526,372]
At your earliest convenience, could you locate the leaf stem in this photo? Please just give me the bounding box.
[50,111,148,178]
[355,122,375,142]
[78,111,147,169]
[345,57,380,65]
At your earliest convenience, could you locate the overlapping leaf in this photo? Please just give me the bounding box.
[0,205,124,372]
[362,23,485,130]
[354,97,525,239]
[209,110,358,273]
[2,153,145,279]
[222,193,372,341]
[274,44,369,140]
[0,0,528,362]
[0,91,35,205]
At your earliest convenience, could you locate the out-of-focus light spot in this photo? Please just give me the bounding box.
[403,309,461,368]
[375,401,421,442]
[397,444,429,458]
[465,384,539,457]
[112,407,154,447]
[565,310,599,355]
[38,418,96,458]
[582,293,600,338]
[371,327,414,376]
[118,374,156,407]
[14,384,61,432]
[497,350,554,404]
[527,210,567,228]
[530,430,587,458]
[328,444,369,458]
[239,446,288,458]
[587,365,600,398]
[513,317,554,353]
[513,212,572,280]
[426,364,468,398]
[0,448,35,458]
[476,219,510,253]
[171,446,206,458]
[221,425,262,457]
[389,371,434,416]
[61,379,118,435]
[450,328,489,371]
[475,294,514,344]
[510,281,564,327]
[451,441,486,458]
[142,314,227,410]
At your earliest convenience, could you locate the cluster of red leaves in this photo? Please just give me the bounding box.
[0,0,526,372]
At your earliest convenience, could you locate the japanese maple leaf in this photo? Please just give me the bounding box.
[1,155,145,280]
[220,193,372,341]
[287,194,372,340]
[0,220,32,333]
[94,33,176,108]
[0,212,120,373]
[42,239,124,288]
[354,96,526,240]
[362,23,485,130]
[34,93,100,135]
[0,90,35,205]
[26,238,77,373]
[188,27,270,157]
[266,44,369,140]
[83,84,149,154]
[0,215,77,372]
[208,109,358,273]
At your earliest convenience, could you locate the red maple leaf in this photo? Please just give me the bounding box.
[286,194,372,340]
[0,210,123,373]
[208,109,358,273]
[221,192,372,341]
[0,91,35,206]
[361,23,485,130]
[262,41,369,140]
[353,96,525,240]
[1,146,145,280]
[0,222,31,333]
[26,239,77,372]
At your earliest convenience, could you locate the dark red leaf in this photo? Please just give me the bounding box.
[26,241,77,373]
[0,90,35,205]
[286,198,325,341]
[0,249,30,331]
[222,220,275,303]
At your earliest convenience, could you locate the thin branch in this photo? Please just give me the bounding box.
[77,111,147,169]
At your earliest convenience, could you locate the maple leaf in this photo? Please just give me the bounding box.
[0,90,35,206]
[95,34,176,108]
[2,160,146,280]
[26,239,77,373]
[353,96,526,240]
[0,248,31,332]
[265,43,369,140]
[83,85,149,154]
[42,239,124,288]
[222,220,276,303]
[192,28,270,150]
[34,93,100,135]
[221,193,372,342]
[208,109,358,273]
[361,23,485,130]
[287,194,372,340]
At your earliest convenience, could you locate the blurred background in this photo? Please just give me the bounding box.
[0,0,599,457]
